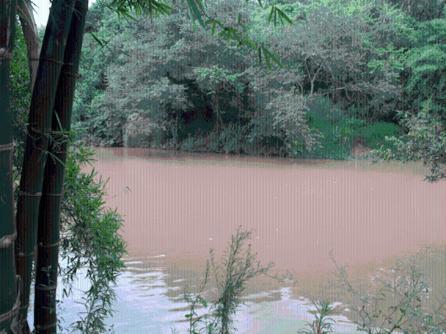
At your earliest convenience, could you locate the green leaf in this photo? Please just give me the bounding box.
[187,0,206,27]
[267,5,293,26]
[89,32,107,48]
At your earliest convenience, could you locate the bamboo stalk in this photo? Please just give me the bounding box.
[34,1,88,332]
[0,0,18,332]
[15,0,75,331]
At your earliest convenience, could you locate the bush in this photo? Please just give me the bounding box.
[335,259,446,333]
[182,228,272,334]
[306,98,363,159]
[74,0,406,160]
[306,97,400,159]
[358,122,400,149]
[298,301,336,334]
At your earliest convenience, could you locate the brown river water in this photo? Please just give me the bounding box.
[62,148,446,333]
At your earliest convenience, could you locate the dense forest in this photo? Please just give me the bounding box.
[74,0,445,166]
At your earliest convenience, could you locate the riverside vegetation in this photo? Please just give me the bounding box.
[1,0,446,333]
[74,0,445,170]
[74,0,403,159]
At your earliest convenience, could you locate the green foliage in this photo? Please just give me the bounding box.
[389,0,445,21]
[74,0,314,156]
[383,11,446,180]
[306,98,399,159]
[60,146,126,333]
[267,93,317,155]
[210,229,271,334]
[10,21,31,166]
[182,228,272,334]
[297,259,446,334]
[384,106,446,181]
[256,0,404,116]
[195,66,245,94]
[74,0,446,175]
[404,51,446,119]
[184,293,209,334]
[359,122,400,149]
[298,301,335,334]
[75,0,408,160]
[335,259,446,333]
[307,99,356,159]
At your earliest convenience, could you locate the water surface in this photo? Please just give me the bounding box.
[74,148,446,332]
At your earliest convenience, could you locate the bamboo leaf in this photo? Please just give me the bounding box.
[268,5,274,24]
[275,6,293,25]
[89,32,106,47]
[267,5,293,26]
[187,0,205,27]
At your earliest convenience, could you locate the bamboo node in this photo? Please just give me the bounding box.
[18,191,42,197]
[0,143,14,152]
[35,284,57,292]
[29,57,64,65]
[45,192,64,197]
[0,232,17,248]
[17,250,36,257]
[38,240,61,248]
[63,70,80,79]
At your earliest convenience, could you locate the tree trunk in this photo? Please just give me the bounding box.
[15,0,75,331]
[0,0,19,332]
[34,0,88,332]
[17,0,40,90]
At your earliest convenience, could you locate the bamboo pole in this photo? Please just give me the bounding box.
[34,1,88,332]
[15,0,75,331]
[0,0,19,332]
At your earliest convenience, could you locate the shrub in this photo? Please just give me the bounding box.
[182,228,272,334]
[298,301,336,334]
[335,259,446,333]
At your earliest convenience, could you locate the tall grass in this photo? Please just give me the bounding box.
[298,301,336,334]
[182,228,272,334]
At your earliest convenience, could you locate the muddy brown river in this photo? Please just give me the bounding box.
[61,148,446,333]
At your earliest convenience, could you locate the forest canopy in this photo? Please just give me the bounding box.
[73,0,445,173]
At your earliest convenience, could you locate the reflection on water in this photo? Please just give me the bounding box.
[66,148,446,332]
[61,255,360,333]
